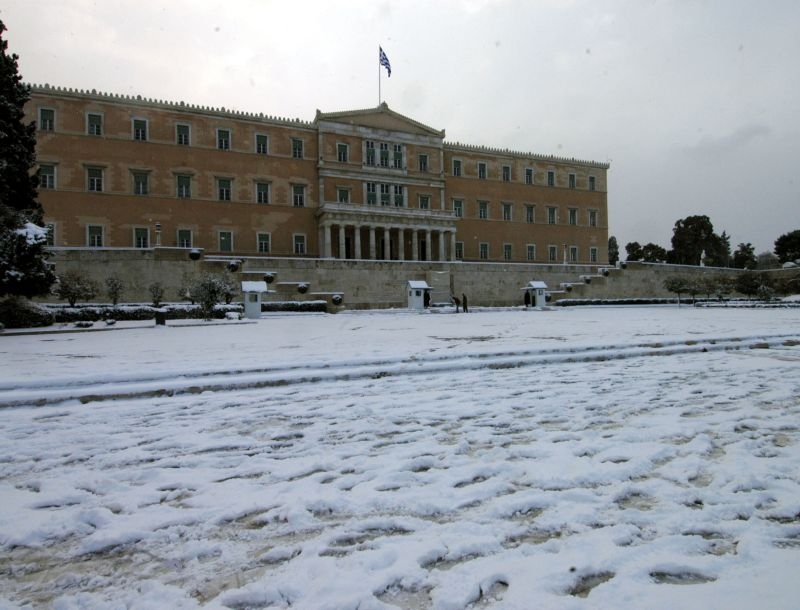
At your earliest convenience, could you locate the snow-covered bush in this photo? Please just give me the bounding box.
[105,274,125,305]
[0,296,54,328]
[55,270,98,307]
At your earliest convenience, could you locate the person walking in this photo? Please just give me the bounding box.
[462,293,469,313]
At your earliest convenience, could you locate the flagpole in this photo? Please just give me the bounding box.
[378,45,381,105]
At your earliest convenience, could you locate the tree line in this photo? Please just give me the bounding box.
[608,215,800,270]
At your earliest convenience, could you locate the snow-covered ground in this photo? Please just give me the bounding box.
[1,305,799,610]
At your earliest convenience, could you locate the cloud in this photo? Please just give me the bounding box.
[683,123,771,158]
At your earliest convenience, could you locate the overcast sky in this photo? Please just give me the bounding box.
[3,0,799,255]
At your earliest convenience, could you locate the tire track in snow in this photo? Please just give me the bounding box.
[1,333,797,408]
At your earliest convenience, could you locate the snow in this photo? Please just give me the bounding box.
[15,222,48,245]
[1,305,799,609]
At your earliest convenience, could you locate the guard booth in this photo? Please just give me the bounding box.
[523,281,548,309]
[407,280,432,310]
[241,281,267,319]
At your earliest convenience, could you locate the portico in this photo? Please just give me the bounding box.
[317,203,457,261]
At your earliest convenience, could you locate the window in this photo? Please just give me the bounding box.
[134,227,149,248]
[453,199,463,218]
[380,183,390,206]
[293,234,306,255]
[257,232,271,253]
[569,173,576,189]
[177,229,192,248]
[292,138,303,159]
[479,201,488,219]
[503,244,512,260]
[365,141,376,165]
[133,119,147,141]
[547,206,557,224]
[569,208,577,225]
[256,134,269,155]
[419,154,428,172]
[219,231,233,252]
[525,168,533,185]
[39,108,54,131]
[133,171,149,195]
[479,242,489,260]
[87,113,102,136]
[379,142,389,167]
[256,182,270,204]
[589,176,596,191]
[455,242,464,260]
[547,170,555,187]
[218,178,232,201]
[87,168,103,192]
[548,245,558,262]
[176,124,191,146]
[502,165,511,181]
[570,246,578,262]
[338,188,350,203]
[217,129,231,150]
[337,143,348,163]
[87,225,103,247]
[452,159,462,177]
[366,182,376,205]
[38,164,56,189]
[525,205,534,223]
[393,144,403,169]
[394,185,404,207]
[478,162,487,179]
[527,244,536,261]
[44,223,55,246]
[589,209,598,227]
[292,184,305,207]
[419,194,430,210]
[502,203,512,221]
[590,247,598,263]
[176,175,191,199]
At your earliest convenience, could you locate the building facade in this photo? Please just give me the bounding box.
[28,85,609,265]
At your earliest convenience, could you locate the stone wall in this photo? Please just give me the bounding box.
[43,248,753,309]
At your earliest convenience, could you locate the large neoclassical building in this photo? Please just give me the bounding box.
[27,85,609,265]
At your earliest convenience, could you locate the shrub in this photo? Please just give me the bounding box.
[55,270,98,306]
[0,296,54,328]
[105,274,125,305]
[148,282,165,307]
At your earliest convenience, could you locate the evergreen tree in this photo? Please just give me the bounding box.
[607,236,619,265]
[668,215,723,266]
[774,229,800,264]
[641,242,668,262]
[732,243,757,269]
[0,19,55,298]
[625,241,643,261]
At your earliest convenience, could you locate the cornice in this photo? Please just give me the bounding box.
[444,141,610,169]
[28,83,315,129]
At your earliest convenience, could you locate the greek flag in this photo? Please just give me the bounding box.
[379,46,391,77]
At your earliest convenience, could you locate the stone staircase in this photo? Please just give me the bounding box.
[546,266,622,303]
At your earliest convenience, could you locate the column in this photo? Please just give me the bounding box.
[397,228,405,261]
[425,230,432,262]
[412,230,419,261]
[450,231,457,261]
[382,227,390,260]
[323,222,332,258]
[354,225,362,259]
[338,225,346,259]
[369,226,376,260]
[439,230,446,261]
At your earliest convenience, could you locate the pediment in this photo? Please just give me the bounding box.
[315,103,445,139]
